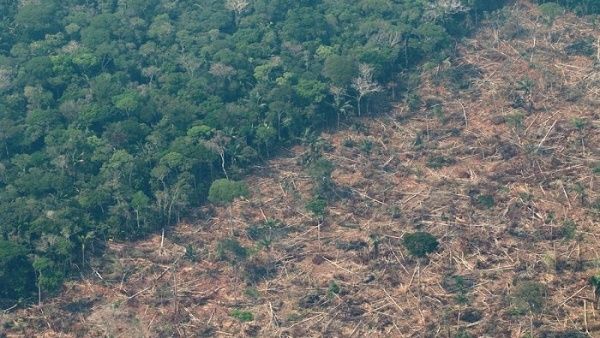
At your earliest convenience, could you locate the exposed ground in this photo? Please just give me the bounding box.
[3,2,600,337]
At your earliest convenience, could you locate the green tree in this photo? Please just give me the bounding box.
[208,179,249,204]
[323,55,357,87]
[32,257,64,304]
[14,1,59,40]
[0,241,36,303]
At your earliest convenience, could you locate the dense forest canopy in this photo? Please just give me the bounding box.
[0,0,529,303]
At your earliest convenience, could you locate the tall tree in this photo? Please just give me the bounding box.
[351,64,382,116]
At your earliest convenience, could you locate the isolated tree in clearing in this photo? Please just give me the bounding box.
[352,64,382,116]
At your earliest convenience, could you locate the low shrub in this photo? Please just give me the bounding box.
[230,309,254,322]
[208,179,249,205]
[511,281,547,314]
[217,238,248,263]
[403,232,439,257]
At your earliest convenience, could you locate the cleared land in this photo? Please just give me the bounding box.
[3,2,600,337]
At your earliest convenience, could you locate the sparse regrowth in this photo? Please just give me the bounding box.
[230,309,254,322]
[217,238,248,263]
[306,197,327,219]
[511,281,547,314]
[403,232,439,257]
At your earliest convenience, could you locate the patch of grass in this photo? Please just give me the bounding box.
[542,252,556,272]
[184,244,198,262]
[506,111,525,129]
[475,194,495,209]
[455,293,469,305]
[327,281,341,298]
[593,163,600,175]
[243,258,278,283]
[571,117,588,131]
[443,275,475,293]
[539,331,587,338]
[511,281,547,314]
[246,219,289,248]
[426,155,456,169]
[230,309,254,322]
[565,37,596,57]
[507,306,528,316]
[455,328,473,338]
[443,274,474,304]
[589,273,600,294]
[307,158,334,180]
[388,205,402,219]
[245,287,260,299]
[403,231,439,257]
[592,198,600,216]
[217,238,248,263]
[413,132,425,150]
[432,105,447,124]
[306,197,327,219]
[359,139,373,154]
[559,219,577,240]
[518,192,533,203]
[342,138,356,148]
[544,211,556,224]
[407,93,422,112]
[538,3,564,24]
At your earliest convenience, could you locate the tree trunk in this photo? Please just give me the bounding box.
[220,152,228,179]
[37,271,42,306]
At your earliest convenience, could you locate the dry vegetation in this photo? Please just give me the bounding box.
[3,2,600,337]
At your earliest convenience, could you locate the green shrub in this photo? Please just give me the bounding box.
[243,258,278,283]
[475,194,495,209]
[539,3,564,23]
[427,156,456,169]
[593,163,600,175]
[230,309,254,322]
[308,159,334,180]
[443,274,474,304]
[246,219,289,248]
[342,138,356,148]
[593,198,600,215]
[455,329,473,338]
[559,220,577,240]
[208,179,249,204]
[32,256,64,298]
[184,244,197,262]
[217,239,248,263]
[306,197,327,218]
[512,281,547,314]
[327,281,341,298]
[407,93,422,112]
[245,287,260,299]
[388,206,402,219]
[539,330,587,338]
[359,139,373,154]
[589,273,600,294]
[403,232,439,257]
[571,117,588,131]
[506,111,525,129]
[0,241,36,302]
